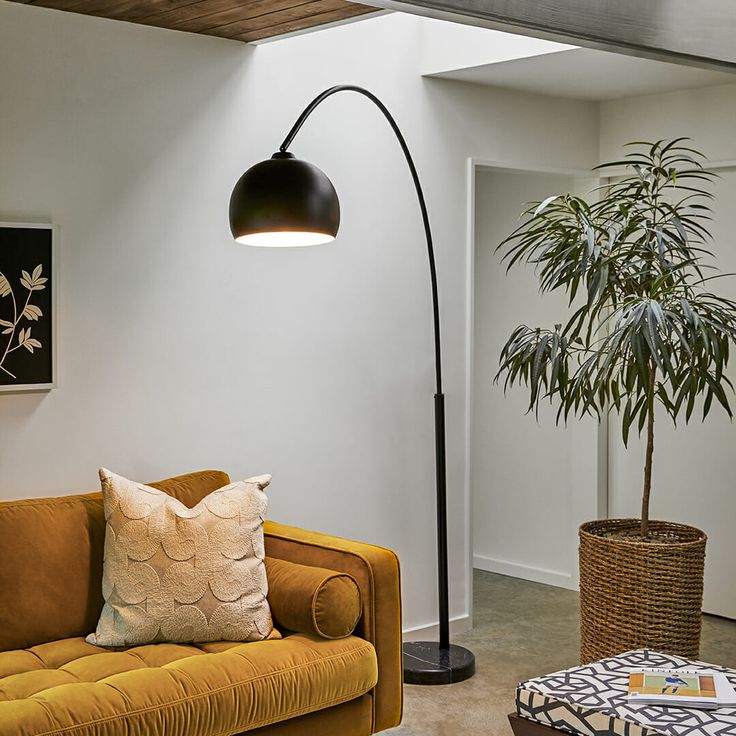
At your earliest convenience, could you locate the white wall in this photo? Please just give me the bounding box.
[599,83,736,165]
[0,3,599,633]
[599,83,736,618]
[472,169,602,590]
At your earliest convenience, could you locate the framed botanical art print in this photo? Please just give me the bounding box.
[0,223,57,392]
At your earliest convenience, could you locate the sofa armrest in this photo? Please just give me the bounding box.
[264,521,402,733]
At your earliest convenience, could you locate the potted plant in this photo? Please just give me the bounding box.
[495,140,736,662]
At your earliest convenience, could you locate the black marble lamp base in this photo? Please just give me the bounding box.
[402,641,476,685]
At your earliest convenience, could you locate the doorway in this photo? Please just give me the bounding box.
[468,160,736,619]
[468,163,605,593]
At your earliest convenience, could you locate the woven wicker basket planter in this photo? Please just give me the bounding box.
[579,519,707,663]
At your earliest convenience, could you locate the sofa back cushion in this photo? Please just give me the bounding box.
[0,470,230,652]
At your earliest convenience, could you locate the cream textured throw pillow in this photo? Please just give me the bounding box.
[87,468,274,647]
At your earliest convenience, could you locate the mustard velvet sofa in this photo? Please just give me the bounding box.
[0,470,403,736]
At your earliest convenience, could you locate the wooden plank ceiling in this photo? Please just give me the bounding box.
[9,0,380,42]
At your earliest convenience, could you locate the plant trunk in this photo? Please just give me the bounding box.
[641,367,656,538]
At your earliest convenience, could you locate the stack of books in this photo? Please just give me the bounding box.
[627,668,736,710]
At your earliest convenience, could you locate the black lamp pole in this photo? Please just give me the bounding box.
[229,85,475,685]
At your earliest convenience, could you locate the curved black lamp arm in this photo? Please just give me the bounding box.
[280,84,443,395]
[280,85,451,651]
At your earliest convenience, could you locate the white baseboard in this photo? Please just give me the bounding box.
[402,614,471,641]
[473,554,575,591]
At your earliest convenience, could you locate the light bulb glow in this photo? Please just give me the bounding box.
[235,231,335,247]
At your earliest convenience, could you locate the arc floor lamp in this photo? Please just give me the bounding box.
[228,84,475,686]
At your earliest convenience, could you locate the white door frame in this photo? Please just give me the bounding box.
[463,156,736,619]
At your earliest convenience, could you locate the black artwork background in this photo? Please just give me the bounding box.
[0,226,53,386]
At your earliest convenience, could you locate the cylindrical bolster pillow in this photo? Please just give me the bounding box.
[265,557,362,639]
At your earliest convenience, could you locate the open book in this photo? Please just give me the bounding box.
[627,669,736,710]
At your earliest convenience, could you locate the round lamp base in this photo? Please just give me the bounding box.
[402,641,475,685]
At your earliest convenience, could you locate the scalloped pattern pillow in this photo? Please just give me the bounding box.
[87,468,274,647]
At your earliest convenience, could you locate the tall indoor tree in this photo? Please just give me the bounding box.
[495,139,736,539]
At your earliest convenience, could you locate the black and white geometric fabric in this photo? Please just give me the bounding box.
[517,650,736,736]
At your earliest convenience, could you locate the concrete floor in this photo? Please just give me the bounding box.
[389,570,736,736]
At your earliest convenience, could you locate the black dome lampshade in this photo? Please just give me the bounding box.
[229,152,340,247]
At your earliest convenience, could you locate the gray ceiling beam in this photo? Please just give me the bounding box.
[370,0,736,71]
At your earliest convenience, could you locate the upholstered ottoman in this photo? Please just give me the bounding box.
[510,650,736,736]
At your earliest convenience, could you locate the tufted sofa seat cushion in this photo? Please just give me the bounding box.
[0,634,378,736]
